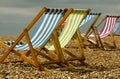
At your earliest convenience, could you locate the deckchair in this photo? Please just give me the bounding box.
[45,9,90,65]
[88,15,120,49]
[113,21,120,35]
[0,7,73,71]
[79,13,101,47]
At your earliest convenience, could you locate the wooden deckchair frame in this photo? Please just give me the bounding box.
[0,7,73,71]
[81,13,101,47]
[49,9,91,65]
[84,15,120,49]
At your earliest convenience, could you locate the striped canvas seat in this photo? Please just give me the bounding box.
[60,14,94,28]
[60,13,97,31]
[14,8,67,50]
[99,16,118,38]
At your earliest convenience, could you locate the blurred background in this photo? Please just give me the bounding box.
[0,0,119,36]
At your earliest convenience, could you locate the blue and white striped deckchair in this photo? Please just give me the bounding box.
[80,13,101,34]
[15,9,67,50]
[79,13,101,45]
[0,7,72,71]
[113,21,120,35]
[79,13,95,28]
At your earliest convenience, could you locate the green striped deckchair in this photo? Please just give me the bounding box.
[45,9,90,64]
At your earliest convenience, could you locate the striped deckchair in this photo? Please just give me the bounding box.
[60,13,98,30]
[88,15,120,49]
[113,21,120,35]
[79,13,96,29]
[60,13,94,28]
[0,7,72,71]
[45,9,90,65]
[79,13,101,47]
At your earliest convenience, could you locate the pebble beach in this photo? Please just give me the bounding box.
[0,36,120,79]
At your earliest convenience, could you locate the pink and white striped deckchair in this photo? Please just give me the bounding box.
[88,15,119,49]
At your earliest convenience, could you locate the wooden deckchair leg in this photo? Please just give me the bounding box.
[94,27,104,49]
[51,30,65,63]
[51,30,74,67]
[25,50,31,56]
[110,32,116,48]
[42,48,58,60]
[35,49,55,61]
[74,30,90,66]
[76,29,85,61]
[25,32,50,71]
[86,26,99,47]
[35,49,73,68]
[25,32,38,64]
[84,23,100,47]
[0,37,25,62]
[92,26,101,47]
[62,48,77,58]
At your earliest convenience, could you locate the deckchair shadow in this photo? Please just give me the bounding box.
[0,7,73,71]
[45,9,90,66]
[87,15,120,50]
